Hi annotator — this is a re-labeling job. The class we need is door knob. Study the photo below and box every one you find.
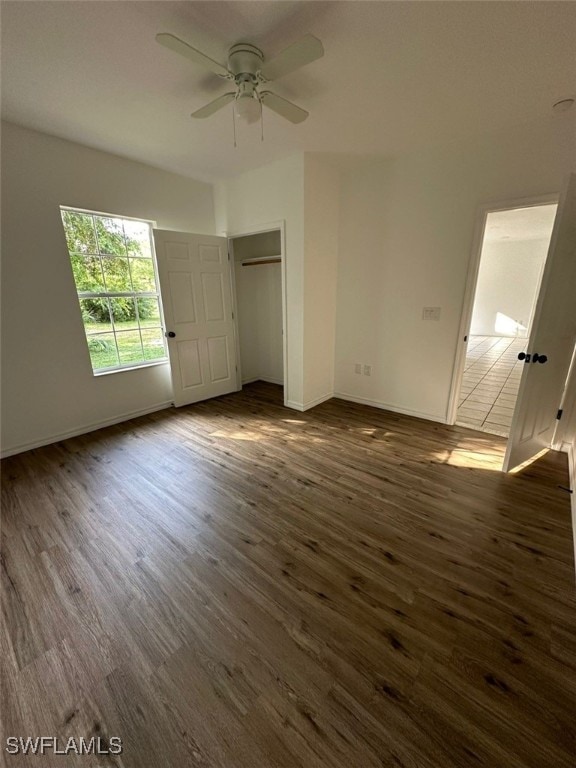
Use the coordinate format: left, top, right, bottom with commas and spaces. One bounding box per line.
165, 331, 176, 338
532, 353, 547, 364
518, 352, 531, 363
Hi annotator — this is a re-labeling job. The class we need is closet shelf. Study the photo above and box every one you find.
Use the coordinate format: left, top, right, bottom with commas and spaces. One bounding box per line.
241, 256, 281, 267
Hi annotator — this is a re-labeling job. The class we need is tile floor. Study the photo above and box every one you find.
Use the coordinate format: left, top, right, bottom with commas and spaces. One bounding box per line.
456, 335, 526, 437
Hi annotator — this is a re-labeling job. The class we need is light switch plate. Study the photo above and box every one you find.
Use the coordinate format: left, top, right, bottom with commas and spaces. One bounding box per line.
355, 363, 362, 374
363, 364, 372, 376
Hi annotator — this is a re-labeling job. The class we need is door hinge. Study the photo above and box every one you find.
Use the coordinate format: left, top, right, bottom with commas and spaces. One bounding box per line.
232, 311, 234, 319
228, 251, 231, 261
464, 335, 468, 342
556, 408, 563, 420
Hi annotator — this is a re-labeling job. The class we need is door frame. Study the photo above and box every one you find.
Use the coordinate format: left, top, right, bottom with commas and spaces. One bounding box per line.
551, 341, 576, 451
227, 220, 288, 405
446, 193, 559, 426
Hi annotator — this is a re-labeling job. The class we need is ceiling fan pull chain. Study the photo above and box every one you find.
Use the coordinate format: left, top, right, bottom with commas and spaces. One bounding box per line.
260, 98, 264, 143
232, 104, 238, 148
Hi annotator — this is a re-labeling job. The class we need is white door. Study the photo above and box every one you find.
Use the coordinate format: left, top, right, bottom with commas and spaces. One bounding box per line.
504, 173, 576, 471
153, 230, 237, 407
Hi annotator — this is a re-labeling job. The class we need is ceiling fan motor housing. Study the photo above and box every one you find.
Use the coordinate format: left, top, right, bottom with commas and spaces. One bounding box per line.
228, 43, 264, 80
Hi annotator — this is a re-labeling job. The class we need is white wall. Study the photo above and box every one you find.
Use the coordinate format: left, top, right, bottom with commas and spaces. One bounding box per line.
215, 154, 305, 406
5, 109, 574, 454
470, 237, 549, 338
235, 263, 283, 385
303, 154, 340, 407
334, 114, 575, 422
233, 231, 281, 261
217, 153, 340, 410
1, 121, 216, 456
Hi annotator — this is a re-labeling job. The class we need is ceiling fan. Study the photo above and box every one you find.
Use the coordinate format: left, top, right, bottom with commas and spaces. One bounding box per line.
156, 32, 324, 125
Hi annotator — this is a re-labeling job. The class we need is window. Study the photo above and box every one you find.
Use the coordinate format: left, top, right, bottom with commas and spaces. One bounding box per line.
60, 207, 168, 374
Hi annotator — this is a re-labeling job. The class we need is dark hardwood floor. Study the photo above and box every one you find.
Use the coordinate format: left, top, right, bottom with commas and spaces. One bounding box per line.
1, 382, 575, 767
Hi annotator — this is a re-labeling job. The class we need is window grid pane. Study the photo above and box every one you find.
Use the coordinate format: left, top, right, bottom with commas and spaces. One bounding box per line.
85, 331, 119, 370
61, 208, 167, 373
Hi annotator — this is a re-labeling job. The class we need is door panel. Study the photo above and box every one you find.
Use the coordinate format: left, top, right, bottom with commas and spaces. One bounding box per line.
153, 230, 237, 407
170, 273, 196, 323
504, 173, 576, 470
207, 336, 230, 382
201, 273, 225, 321
200, 244, 222, 262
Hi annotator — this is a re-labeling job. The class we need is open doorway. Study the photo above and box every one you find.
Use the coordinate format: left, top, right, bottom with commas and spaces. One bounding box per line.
229, 226, 286, 400
454, 202, 557, 437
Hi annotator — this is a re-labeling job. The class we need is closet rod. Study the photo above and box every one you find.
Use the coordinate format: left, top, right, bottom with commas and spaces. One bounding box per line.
241, 257, 281, 267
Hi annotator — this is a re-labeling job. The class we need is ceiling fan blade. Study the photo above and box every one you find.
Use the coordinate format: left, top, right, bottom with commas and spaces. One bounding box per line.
156, 33, 232, 79
260, 34, 324, 81
260, 91, 308, 124
191, 92, 236, 119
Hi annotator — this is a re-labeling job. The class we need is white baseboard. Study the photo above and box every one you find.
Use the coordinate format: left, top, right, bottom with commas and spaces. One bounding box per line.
259, 376, 284, 386
303, 392, 334, 410
286, 392, 333, 412
333, 391, 443, 423
242, 376, 284, 386
0, 401, 173, 458
285, 400, 305, 411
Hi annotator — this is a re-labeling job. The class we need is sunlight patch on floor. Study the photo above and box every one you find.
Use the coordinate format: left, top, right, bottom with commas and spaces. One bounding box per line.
432, 447, 504, 471
209, 430, 263, 441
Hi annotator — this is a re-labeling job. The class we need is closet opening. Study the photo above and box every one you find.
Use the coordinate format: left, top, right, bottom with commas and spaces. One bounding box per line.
229, 225, 286, 402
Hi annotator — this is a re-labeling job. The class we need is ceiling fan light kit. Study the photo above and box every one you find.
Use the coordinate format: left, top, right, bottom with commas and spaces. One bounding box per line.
234, 81, 261, 125
156, 32, 324, 145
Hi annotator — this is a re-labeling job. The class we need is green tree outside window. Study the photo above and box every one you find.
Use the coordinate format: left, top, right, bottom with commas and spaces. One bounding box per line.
61, 209, 167, 372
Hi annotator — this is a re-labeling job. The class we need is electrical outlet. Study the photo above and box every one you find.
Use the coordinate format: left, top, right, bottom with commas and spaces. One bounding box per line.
355, 363, 362, 374
363, 364, 372, 376
422, 306, 441, 321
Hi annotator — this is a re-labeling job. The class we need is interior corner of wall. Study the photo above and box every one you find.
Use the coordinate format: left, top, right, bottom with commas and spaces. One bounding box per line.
212, 181, 228, 235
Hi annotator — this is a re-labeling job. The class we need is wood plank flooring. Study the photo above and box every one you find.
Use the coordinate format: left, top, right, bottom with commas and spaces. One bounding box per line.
1, 382, 575, 767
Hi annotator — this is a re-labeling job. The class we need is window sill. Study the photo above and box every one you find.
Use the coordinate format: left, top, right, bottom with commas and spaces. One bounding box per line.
93, 359, 170, 377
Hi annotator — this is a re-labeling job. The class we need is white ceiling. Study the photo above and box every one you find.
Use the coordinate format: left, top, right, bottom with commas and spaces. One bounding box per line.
485, 204, 558, 243
2, 1, 575, 181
